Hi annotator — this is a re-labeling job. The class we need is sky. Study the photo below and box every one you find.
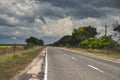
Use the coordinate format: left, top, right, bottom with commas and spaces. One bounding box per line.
0, 0, 120, 44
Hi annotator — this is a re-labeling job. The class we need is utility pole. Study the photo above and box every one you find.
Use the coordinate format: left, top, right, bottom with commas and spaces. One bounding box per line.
12, 37, 16, 52
105, 24, 108, 37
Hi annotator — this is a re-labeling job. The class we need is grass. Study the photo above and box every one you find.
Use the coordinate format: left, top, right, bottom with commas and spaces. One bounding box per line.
63, 47, 120, 61
16, 46, 24, 49
0, 46, 24, 49
0, 46, 13, 49
0, 46, 44, 80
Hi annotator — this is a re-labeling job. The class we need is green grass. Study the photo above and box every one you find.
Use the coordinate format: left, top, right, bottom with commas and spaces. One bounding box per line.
63, 47, 120, 61
0, 46, 24, 49
0, 46, 13, 49
0, 47, 44, 80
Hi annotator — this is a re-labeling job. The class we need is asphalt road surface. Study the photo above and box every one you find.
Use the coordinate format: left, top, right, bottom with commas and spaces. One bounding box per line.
45, 47, 120, 80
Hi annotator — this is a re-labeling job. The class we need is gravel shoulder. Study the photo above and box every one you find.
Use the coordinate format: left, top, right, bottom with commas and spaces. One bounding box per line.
13, 48, 46, 80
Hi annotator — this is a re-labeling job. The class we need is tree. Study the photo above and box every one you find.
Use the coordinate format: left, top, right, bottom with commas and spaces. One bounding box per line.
114, 23, 120, 32
72, 25, 97, 46
53, 35, 73, 46
25, 36, 44, 47
113, 22, 120, 41
52, 26, 97, 47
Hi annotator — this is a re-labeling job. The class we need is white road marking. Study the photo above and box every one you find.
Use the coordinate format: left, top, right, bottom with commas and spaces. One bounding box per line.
44, 48, 48, 80
71, 57, 77, 60
88, 65, 104, 73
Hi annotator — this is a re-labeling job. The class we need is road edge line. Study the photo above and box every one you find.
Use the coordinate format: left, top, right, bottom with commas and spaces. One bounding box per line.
44, 48, 48, 80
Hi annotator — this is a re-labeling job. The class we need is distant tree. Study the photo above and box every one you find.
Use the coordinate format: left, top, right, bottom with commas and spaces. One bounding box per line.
72, 25, 97, 46
25, 36, 44, 47
113, 22, 120, 41
53, 35, 73, 46
113, 22, 120, 32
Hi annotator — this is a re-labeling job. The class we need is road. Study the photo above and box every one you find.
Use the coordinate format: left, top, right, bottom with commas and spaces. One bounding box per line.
45, 47, 120, 80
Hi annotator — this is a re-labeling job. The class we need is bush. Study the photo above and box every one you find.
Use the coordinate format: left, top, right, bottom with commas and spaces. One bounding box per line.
80, 37, 100, 49
80, 36, 120, 49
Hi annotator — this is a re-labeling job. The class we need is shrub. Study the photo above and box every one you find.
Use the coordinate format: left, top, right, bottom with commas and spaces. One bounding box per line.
80, 36, 120, 49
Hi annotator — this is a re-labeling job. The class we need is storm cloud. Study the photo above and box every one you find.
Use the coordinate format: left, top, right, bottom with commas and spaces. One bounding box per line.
0, 0, 120, 44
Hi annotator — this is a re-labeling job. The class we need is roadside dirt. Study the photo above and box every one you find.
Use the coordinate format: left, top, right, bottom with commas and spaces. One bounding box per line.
12, 48, 46, 80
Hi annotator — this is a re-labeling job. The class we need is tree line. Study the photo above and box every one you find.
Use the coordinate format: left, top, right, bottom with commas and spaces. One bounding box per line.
25, 36, 44, 48
52, 24, 120, 51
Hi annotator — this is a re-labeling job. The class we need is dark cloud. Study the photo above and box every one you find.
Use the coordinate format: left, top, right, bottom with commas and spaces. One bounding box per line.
39, 17, 46, 24
0, 18, 16, 27
0, 0, 120, 44
67, 6, 104, 18
0, 33, 26, 44
92, 0, 120, 8
0, 34, 11, 38
38, 0, 90, 8
38, 0, 105, 18
1, 0, 119, 28
39, 0, 120, 9
39, 0, 77, 8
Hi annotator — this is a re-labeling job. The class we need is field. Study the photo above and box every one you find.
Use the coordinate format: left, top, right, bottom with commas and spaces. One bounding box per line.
0, 45, 24, 55
0, 46, 44, 80
0, 46, 24, 49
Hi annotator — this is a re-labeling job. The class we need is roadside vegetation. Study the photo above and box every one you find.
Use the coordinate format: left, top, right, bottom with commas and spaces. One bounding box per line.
0, 46, 44, 80
0, 46, 24, 55
0, 36, 45, 80
0, 36, 44, 56
52, 23, 120, 60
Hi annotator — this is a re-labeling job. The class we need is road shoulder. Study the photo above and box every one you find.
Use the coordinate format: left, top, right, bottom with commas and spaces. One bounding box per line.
12, 48, 46, 80
60, 47, 120, 63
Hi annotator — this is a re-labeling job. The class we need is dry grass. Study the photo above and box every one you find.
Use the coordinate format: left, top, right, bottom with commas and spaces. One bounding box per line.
0, 46, 44, 80
63, 47, 120, 62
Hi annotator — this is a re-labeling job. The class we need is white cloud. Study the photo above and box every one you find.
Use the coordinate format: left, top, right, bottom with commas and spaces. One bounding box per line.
73, 17, 101, 27
111, 16, 120, 23
40, 17, 73, 37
